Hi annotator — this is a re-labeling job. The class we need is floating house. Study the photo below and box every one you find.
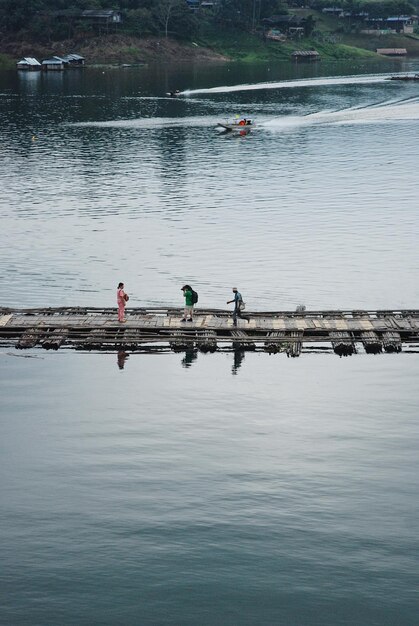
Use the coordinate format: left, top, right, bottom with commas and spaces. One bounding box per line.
376, 48, 407, 56
61, 53, 85, 67
16, 57, 42, 71
292, 50, 320, 62
41, 56, 69, 71
17, 53, 86, 72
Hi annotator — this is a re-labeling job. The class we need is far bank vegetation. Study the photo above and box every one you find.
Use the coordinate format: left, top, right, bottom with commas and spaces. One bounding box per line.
1, 0, 419, 63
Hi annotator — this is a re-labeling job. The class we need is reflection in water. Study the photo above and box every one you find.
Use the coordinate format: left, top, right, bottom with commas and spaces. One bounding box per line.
232, 349, 245, 375
181, 348, 198, 369
17, 70, 42, 96
0, 351, 418, 625
117, 350, 129, 370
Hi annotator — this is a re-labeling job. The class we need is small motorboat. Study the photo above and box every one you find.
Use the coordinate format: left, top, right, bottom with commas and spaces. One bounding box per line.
387, 74, 419, 81
167, 89, 181, 97
217, 118, 254, 133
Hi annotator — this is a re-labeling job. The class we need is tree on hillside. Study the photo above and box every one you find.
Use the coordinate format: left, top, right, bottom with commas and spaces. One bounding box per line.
0, 0, 40, 32
304, 14, 315, 36
153, 0, 186, 38
217, 0, 290, 30
125, 7, 155, 36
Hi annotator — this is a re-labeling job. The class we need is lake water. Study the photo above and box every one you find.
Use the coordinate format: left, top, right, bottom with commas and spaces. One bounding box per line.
1, 59, 419, 625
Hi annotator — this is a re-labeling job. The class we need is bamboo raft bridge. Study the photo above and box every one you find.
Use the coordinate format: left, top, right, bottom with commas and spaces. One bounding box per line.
1, 307, 419, 357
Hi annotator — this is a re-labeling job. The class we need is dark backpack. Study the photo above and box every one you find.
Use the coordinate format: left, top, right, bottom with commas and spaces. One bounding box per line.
192, 290, 198, 304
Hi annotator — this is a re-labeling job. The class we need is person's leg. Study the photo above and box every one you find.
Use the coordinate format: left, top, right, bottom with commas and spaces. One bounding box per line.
233, 307, 238, 325
182, 306, 188, 321
118, 303, 125, 322
238, 306, 250, 323
188, 305, 194, 321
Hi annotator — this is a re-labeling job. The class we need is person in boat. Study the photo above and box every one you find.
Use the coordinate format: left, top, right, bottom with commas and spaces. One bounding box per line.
237, 118, 252, 126
169, 90, 180, 98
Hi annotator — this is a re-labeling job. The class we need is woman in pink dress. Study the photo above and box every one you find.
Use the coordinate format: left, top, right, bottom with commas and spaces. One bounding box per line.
117, 282, 128, 322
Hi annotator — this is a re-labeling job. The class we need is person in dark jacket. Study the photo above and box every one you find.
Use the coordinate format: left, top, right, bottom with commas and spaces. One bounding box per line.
227, 287, 250, 326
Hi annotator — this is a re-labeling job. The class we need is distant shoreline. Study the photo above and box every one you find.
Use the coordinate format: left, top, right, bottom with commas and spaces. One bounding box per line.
1, 31, 419, 71
0, 35, 229, 70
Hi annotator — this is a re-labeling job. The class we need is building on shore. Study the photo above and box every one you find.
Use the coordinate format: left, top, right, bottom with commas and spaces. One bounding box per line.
46, 8, 122, 33
265, 29, 287, 42
262, 14, 306, 37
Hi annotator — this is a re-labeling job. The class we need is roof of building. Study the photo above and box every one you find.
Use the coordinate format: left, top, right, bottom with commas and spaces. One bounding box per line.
42, 56, 68, 64
81, 10, 120, 18
62, 53, 85, 62
17, 57, 41, 66
292, 50, 320, 56
376, 48, 407, 55
48, 9, 120, 18
369, 16, 412, 22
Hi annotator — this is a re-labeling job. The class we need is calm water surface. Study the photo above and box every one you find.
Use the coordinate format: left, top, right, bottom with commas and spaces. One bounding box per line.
1, 59, 419, 625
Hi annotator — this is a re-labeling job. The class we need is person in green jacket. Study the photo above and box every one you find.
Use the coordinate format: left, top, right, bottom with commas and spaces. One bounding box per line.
181, 284, 194, 322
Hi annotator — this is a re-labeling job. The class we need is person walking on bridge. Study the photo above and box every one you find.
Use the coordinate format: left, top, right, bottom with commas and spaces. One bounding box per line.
117, 282, 129, 323
227, 287, 250, 326
181, 285, 194, 322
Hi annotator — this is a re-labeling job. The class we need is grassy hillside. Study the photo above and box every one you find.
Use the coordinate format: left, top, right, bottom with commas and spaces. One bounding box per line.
195, 7, 419, 61
0, 53, 15, 69
293, 8, 419, 55
0, 34, 228, 66
2, 8, 419, 68
198, 29, 378, 62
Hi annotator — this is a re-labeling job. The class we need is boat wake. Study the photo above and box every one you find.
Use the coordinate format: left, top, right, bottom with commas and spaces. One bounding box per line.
71, 115, 223, 129
181, 73, 390, 96
70, 96, 419, 131
260, 96, 419, 130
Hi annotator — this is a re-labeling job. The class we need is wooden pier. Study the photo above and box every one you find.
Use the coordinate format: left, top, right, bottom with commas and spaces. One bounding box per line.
1, 307, 419, 357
